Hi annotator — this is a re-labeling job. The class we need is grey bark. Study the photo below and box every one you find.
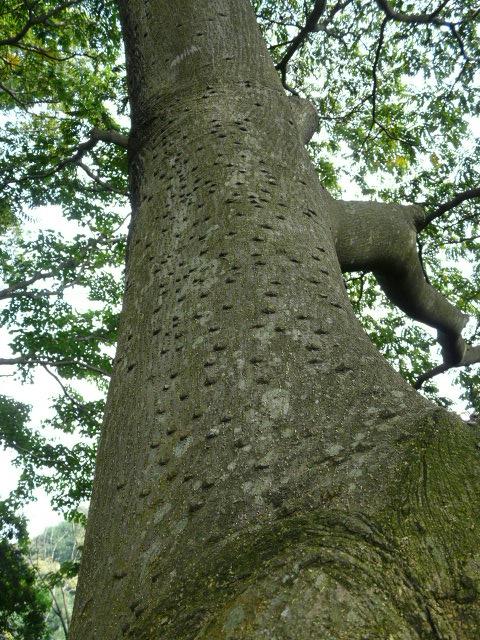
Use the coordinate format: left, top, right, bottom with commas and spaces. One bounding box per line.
69, 1, 480, 638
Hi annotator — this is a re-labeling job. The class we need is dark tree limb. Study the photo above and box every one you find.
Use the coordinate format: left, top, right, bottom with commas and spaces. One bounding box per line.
275, 0, 327, 85
374, 0, 468, 60
417, 187, 480, 231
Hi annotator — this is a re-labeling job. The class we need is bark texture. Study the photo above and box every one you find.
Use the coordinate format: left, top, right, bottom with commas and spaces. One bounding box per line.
69, 1, 480, 638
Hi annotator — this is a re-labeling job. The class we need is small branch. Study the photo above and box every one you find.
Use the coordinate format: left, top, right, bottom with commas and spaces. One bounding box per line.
418, 187, 480, 230
0, 356, 110, 377
414, 344, 480, 389
42, 365, 90, 413
0, 268, 66, 300
0, 228, 124, 301
77, 161, 129, 196
0, 127, 129, 191
320, 93, 372, 122
363, 16, 388, 144
0, 80, 27, 108
49, 588, 69, 640
414, 363, 449, 389
416, 237, 431, 285
62, 585, 71, 628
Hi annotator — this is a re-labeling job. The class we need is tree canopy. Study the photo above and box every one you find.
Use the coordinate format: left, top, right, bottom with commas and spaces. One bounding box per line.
0, 0, 479, 616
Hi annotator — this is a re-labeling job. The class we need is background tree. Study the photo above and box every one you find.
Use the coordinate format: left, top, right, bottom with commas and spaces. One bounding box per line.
29, 519, 85, 639
0, 496, 51, 639
0, 0, 479, 637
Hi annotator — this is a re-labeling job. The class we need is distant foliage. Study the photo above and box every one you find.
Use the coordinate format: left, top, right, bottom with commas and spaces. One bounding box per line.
0, 501, 51, 639
30, 519, 85, 639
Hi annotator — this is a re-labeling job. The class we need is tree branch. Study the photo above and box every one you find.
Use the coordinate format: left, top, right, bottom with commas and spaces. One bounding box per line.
0, 126, 129, 192
0, 79, 27, 108
0, 229, 123, 301
362, 16, 388, 144
417, 187, 480, 231
0, 357, 111, 377
374, 0, 468, 60
77, 161, 129, 196
90, 127, 129, 149
414, 344, 480, 389
42, 365, 93, 415
0, 0, 83, 47
275, 0, 327, 85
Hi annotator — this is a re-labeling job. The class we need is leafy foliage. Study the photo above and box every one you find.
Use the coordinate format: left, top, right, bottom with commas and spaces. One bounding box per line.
0, 499, 51, 639
0, 0, 125, 519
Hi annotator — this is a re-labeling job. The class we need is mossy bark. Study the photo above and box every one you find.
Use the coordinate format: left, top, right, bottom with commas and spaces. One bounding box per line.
69, 1, 480, 638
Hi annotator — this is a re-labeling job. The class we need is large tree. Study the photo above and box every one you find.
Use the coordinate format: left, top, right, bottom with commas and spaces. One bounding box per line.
62, 1, 480, 638
1, 0, 480, 637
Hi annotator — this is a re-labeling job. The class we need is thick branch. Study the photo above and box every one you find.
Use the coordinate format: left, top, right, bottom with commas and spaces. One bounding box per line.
90, 127, 129, 149
275, 0, 327, 83
335, 199, 468, 365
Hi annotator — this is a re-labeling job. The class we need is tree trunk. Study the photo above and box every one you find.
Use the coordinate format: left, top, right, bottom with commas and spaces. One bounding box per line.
69, 1, 480, 638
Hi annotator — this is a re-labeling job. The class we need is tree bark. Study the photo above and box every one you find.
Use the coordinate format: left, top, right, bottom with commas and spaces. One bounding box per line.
69, 1, 480, 638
